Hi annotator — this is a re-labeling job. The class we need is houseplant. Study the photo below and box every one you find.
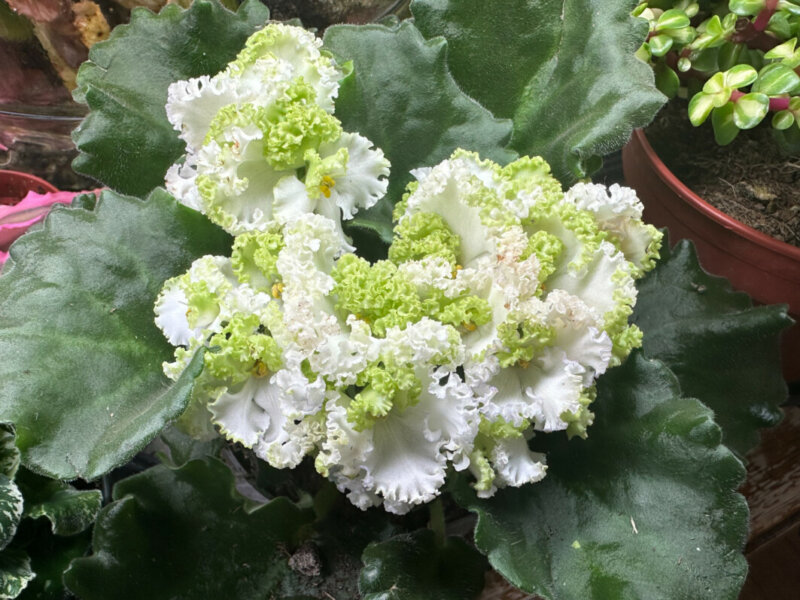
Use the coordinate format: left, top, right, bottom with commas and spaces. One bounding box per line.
624, 0, 800, 381
0, 1, 792, 599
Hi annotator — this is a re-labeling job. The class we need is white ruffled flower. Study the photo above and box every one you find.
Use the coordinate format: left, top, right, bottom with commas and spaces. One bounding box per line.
164, 23, 389, 243
155, 143, 661, 513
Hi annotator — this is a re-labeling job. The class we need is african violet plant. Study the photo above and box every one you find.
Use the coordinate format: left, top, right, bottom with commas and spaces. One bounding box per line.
636, 0, 800, 147
0, 1, 792, 599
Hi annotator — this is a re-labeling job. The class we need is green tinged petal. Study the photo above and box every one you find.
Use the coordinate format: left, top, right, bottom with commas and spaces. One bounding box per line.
601, 266, 643, 364
496, 318, 555, 368
204, 103, 269, 146
331, 255, 423, 336
563, 386, 596, 440
348, 362, 422, 430
425, 292, 492, 331
392, 180, 419, 222
469, 447, 496, 493
479, 416, 531, 439
305, 146, 349, 200
499, 155, 562, 202
205, 313, 282, 383
264, 85, 342, 170
522, 230, 565, 283
389, 212, 461, 265
231, 229, 285, 289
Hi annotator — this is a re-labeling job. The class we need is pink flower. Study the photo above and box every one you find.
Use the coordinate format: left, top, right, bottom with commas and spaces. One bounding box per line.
0, 189, 99, 266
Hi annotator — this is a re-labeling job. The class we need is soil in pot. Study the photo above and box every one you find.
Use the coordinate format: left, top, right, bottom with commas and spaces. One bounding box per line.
647, 99, 800, 248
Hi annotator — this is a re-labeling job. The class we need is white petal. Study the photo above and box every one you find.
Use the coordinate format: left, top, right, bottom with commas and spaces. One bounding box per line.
520, 349, 586, 432
318, 132, 390, 220
365, 408, 448, 514
154, 282, 192, 347
209, 376, 278, 447
165, 156, 202, 212
273, 367, 327, 417
414, 368, 481, 471
548, 241, 635, 319
272, 175, 317, 223
490, 435, 547, 489
166, 74, 240, 150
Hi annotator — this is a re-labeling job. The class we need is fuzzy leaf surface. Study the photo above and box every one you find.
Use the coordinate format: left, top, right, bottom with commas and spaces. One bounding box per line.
63, 459, 312, 600
72, 0, 270, 196
17, 530, 90, 600
17, 469, 102, 536
359, 530, 487, 600
0, 549, 32, 599
0, 429, 19, 481
452, 354, 748, 600
632, 239, 791, 457
411, 0, 666, 183
0, 477, 22, 552
0, 190, 231, 480
324, 21, 516, 242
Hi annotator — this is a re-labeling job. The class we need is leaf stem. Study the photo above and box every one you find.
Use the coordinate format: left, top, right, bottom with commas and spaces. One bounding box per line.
428, 498, 446, 547
731, 17, 781, 52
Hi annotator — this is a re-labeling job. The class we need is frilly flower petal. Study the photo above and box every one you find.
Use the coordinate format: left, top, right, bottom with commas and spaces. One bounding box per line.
208, 376, 277, 447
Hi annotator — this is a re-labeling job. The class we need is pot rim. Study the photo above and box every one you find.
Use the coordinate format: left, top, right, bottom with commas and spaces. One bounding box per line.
0, 169, 58, 197
632, 128, 800, 260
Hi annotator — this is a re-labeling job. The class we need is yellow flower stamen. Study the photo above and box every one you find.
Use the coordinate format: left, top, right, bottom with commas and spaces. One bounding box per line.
463, 322, 477, 332
253, 360, 269, 377
271, 282, 284, 298
319, 175, 336, 198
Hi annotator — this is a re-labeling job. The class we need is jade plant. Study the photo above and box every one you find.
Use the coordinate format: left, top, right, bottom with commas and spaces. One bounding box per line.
636, 0, 800, 147
0, 2, 791, 599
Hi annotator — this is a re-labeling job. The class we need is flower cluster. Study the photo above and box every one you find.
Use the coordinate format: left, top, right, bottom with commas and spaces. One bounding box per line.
155, 24, 662, 514
164, 22, 389, 246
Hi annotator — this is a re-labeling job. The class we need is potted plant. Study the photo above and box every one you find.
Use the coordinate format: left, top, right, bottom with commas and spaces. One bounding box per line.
622, 0, 800, 382
0, 2, 791, 599
0, 169, 57, 264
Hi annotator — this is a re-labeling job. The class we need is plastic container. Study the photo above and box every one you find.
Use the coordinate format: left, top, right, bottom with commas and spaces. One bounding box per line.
622, 129, 800, 382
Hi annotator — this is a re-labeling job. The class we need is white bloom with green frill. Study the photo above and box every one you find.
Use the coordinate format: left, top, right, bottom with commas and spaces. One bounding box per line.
164, 23, 389, 244
156, 120, 660, 512
389, 150, 662, 497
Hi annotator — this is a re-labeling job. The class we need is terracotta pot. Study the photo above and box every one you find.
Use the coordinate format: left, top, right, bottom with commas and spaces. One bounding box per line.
0, 169, 57, 204
0, 169, 58, 255
622, 129, 800, 383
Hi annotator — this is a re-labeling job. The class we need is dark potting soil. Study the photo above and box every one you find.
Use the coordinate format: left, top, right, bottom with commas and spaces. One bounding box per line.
647, 99, 800, 247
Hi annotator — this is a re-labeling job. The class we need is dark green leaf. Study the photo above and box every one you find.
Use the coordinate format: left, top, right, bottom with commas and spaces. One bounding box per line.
411, 0, 666, 183
359, 529, 487, 600
654, 62, 680, 98
72, 0, 270, 196
63, 458, 313, 600
0, 549, 33, 599
632, 238, 791, 458
18, 530, 90, 600
773, 120, 800, 154
0, 429, 19, 481
324, 21, 516, 242
0, 477, 22, 551
156, 426, 225, 468
453, 353, 748, 600
16, 469, 101, 536
0, 190, 232, 480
